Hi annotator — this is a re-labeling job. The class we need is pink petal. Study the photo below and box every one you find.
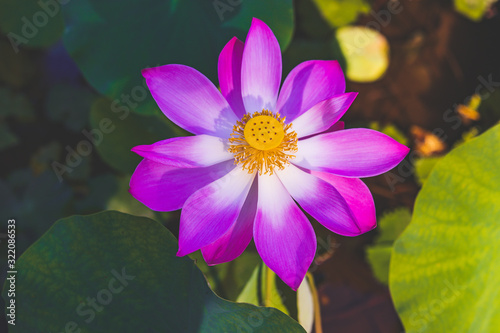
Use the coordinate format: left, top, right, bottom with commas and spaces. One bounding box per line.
277, 164, 362, 236
326, 121, 345, 132
312, 171, 377, 234
241, 18, 282, 113
177, 167, 255, 256
218, 37, 246, 118
294, 129, 410, 177
142, 64, 238, 138
201, 178, 258, 265
276, 60, 346, 121
129, 159, 234, 212
291, 93, 357, 138
131, 135, 232, 168
253, 174, 316, 291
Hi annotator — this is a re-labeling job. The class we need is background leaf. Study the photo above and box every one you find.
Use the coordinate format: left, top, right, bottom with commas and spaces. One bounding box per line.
389, 124, 500, 332
0, 88, 34, 120
454, 0, 497, 21
237, 262, 314, 332
0, 39, 37, 87
0, 0, 64, 49
237, 263, 290, 316
62, 0, 294, 115
46, 83, 97, 132
0, 123, 18, 150
189, 250, 261, 301
369, 122, 408, 146
310, 0, 370, 28
0, 169, 73, 255
2, 211, 306, 332
414, 156, 443, 186
366, 208, 412, 285
89, 97, 182, 174
335, 26, 390, 82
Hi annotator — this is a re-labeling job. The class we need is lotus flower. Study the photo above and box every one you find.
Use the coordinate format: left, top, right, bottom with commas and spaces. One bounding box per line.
130, 18, 409, 290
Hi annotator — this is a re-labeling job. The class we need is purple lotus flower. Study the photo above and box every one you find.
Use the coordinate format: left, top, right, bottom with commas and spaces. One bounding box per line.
130, 18, 409, 290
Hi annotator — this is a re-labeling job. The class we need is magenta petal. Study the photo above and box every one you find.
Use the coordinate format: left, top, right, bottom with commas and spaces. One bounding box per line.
177, 168, 255, 256
253, 174, 316, 291
131, 135, 232, 168
218, 37, 246, 118
325, 121, 345, 132
201, 178, 257, 265
294, 129, 410, 177
241, 18, 282, 113
277, 164, 362, 236
312, 171, 377, 234
129, 159, 234, 211
292, 93, 357, 138
142, 64, 238, 137
276, 60, 346, 121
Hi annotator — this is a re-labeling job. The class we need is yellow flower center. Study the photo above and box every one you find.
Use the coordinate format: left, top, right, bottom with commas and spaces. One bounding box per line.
244, 115, 284, 150
229, 110, 298, 175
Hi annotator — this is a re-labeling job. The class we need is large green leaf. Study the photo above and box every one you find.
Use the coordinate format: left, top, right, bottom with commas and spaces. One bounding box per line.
389, 124, 500, 332
62, 0, 294, 115
2, 211, 305, 332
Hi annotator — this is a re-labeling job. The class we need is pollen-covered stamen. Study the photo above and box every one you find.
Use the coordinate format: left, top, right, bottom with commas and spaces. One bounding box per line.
229, 110, 298, 175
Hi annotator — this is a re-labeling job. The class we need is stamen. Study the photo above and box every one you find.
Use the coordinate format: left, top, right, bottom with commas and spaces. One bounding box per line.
228, 110, 298, 175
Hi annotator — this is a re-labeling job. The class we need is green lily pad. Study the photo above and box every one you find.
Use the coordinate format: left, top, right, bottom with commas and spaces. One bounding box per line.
2, 211, 305, 332
62, 0, 294, 115
0, 0, 64, 50
89, 97, 183, 174
366, 208, 412, 285
389, 124, 500, 332
335, 26, 389, 82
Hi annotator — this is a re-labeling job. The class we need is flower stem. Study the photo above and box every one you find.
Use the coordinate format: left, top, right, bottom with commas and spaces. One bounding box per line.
307, 272, 323, 333
264, 264, 273, 307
